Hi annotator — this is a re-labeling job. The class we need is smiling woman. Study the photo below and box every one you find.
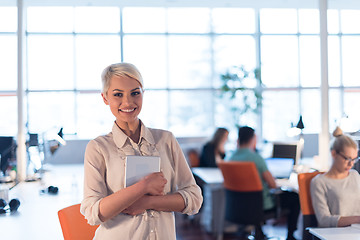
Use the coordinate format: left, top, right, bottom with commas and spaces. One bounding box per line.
80, 62, 203, 240
102, 76, 143, 142
100, 64, 144, 143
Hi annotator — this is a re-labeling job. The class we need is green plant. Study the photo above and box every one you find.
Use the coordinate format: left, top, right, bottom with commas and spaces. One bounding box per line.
220, 65, 263, 126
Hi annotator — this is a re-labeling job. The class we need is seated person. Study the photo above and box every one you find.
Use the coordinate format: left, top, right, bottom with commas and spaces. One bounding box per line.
310, 126, 360, 228
199, 128, 229, 167
229, 126, 299, 240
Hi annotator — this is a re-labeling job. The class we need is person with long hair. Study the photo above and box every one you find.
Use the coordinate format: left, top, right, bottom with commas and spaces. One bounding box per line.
311, 126, 360, 227
199, 127, 229, 167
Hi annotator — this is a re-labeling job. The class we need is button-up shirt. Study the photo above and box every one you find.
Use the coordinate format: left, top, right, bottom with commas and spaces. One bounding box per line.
81, 121, 203, 240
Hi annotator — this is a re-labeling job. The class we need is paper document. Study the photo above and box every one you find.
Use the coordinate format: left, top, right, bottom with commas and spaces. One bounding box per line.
125, 155, 160, 187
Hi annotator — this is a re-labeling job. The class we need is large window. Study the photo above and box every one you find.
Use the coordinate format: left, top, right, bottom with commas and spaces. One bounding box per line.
0, 6, 17, 136
23, 6, 257, 139
260, 8, 360, 141
1, 4, 360, 141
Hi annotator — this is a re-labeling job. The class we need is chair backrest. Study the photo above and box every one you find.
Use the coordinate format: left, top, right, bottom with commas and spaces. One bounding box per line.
58, 204, 99, 240
187, 149, 200, 168
218, 161, 264, 226
218, 161, 262, 192
298, 172, 323, 215
298, 171, 323, 240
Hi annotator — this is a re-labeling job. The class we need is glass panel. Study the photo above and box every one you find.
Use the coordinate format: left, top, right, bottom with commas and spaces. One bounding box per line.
214, 92, 235, 130
212, 8, 255, 33
299, 36, 320, 87
328, 36, 341, 87
123, 35, 167, 89
76, 35, 121, 90
260, 8, 297, 34
327, 9, 339, 34
168, 36, 211, 89
122, 7, 166, 33
342, 36, 360, 87
340, 10, 360, 34
28, 92, 76, 134
329, 89, 342, 133
75, 7, 120, 33
299, 9, 319, 34
76, 93, 114, 139
214, 90, 259, 152
27, 7, 73, 33
0, 35, 17, 91
301, 89, 320, 134
0, 96, 17, 136
215, 91, 258, 130
169, 90, 213, 137
344, 90, 360, 132
167, 8, 210, 33
213, 35, 256, 88
139, 90, 168, 130
0, 7, 17, 32
261, 36, 299, 87
27, 35, 74, 90
262, 90, 299, 141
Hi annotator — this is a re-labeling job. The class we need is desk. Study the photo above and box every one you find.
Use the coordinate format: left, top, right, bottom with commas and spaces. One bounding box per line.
192, 167, 225, 239
192, 167, 299, 240
309, 227, 360, 240
276, 172, 299, 192
0, 164, 84, 240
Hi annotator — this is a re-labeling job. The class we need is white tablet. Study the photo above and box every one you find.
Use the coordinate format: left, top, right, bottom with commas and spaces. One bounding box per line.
125, 155, 160, 187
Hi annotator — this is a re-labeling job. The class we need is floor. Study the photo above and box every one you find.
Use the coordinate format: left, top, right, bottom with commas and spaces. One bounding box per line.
175, 212, 293, 240
0, 164, 299, 240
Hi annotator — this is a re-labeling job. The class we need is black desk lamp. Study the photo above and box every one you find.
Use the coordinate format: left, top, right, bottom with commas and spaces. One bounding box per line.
296, 115, 305, 132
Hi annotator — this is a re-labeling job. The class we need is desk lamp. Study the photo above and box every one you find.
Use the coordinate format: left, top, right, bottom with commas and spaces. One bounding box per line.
287, 115, 304, 138
296, 115, 305, 132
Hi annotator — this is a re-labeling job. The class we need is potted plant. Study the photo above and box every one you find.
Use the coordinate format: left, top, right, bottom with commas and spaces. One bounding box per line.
220, 65, 263, 127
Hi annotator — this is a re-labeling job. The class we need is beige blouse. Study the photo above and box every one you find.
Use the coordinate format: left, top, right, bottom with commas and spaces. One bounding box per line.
80, 121, 203, 240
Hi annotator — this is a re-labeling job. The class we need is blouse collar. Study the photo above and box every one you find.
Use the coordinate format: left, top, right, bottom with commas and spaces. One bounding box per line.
112, 120, 155, 149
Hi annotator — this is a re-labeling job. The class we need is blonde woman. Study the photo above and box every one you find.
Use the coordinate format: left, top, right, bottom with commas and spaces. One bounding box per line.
311, 127, 360, 227
80, 63, 203, 239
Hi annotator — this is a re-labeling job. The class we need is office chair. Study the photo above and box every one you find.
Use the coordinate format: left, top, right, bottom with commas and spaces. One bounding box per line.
298, 172, 323, 240
187, 148, 200, 168
218, 161, 274, 240
58, 204, 99, 240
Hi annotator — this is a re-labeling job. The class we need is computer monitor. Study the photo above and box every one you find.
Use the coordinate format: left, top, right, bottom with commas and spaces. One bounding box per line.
0, 136, 16, 175
272, 142, 301, 165
265, 158, 294, 179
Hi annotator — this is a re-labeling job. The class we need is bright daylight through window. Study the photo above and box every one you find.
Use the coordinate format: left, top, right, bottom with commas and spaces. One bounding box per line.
0, 4, 360, 141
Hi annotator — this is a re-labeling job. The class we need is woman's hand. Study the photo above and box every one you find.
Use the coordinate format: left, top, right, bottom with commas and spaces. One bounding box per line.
142, 172, 167, 196
122, 195, 151, 216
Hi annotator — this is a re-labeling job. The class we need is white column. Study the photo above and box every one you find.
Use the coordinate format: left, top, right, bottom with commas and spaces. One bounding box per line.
16, 0, 27, 181
318, 0, 330, 171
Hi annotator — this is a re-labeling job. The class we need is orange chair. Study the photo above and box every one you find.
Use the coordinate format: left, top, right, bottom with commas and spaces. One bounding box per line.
58, 204, 99, 240
218, 161, 271, 239
187, 149, 200, 168
298, 172, 323, 240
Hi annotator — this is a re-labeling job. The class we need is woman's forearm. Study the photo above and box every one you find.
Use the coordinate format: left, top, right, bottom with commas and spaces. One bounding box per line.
149, 193, 185, 212
99, 172, 167, 221
123, 193, 186, 216
99, 181, 147, 222
337, 216, 360, 227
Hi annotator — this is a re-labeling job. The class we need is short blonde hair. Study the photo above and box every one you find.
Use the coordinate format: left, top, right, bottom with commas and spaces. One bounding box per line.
331, 126, 358, 153
101, 63, 143, 96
